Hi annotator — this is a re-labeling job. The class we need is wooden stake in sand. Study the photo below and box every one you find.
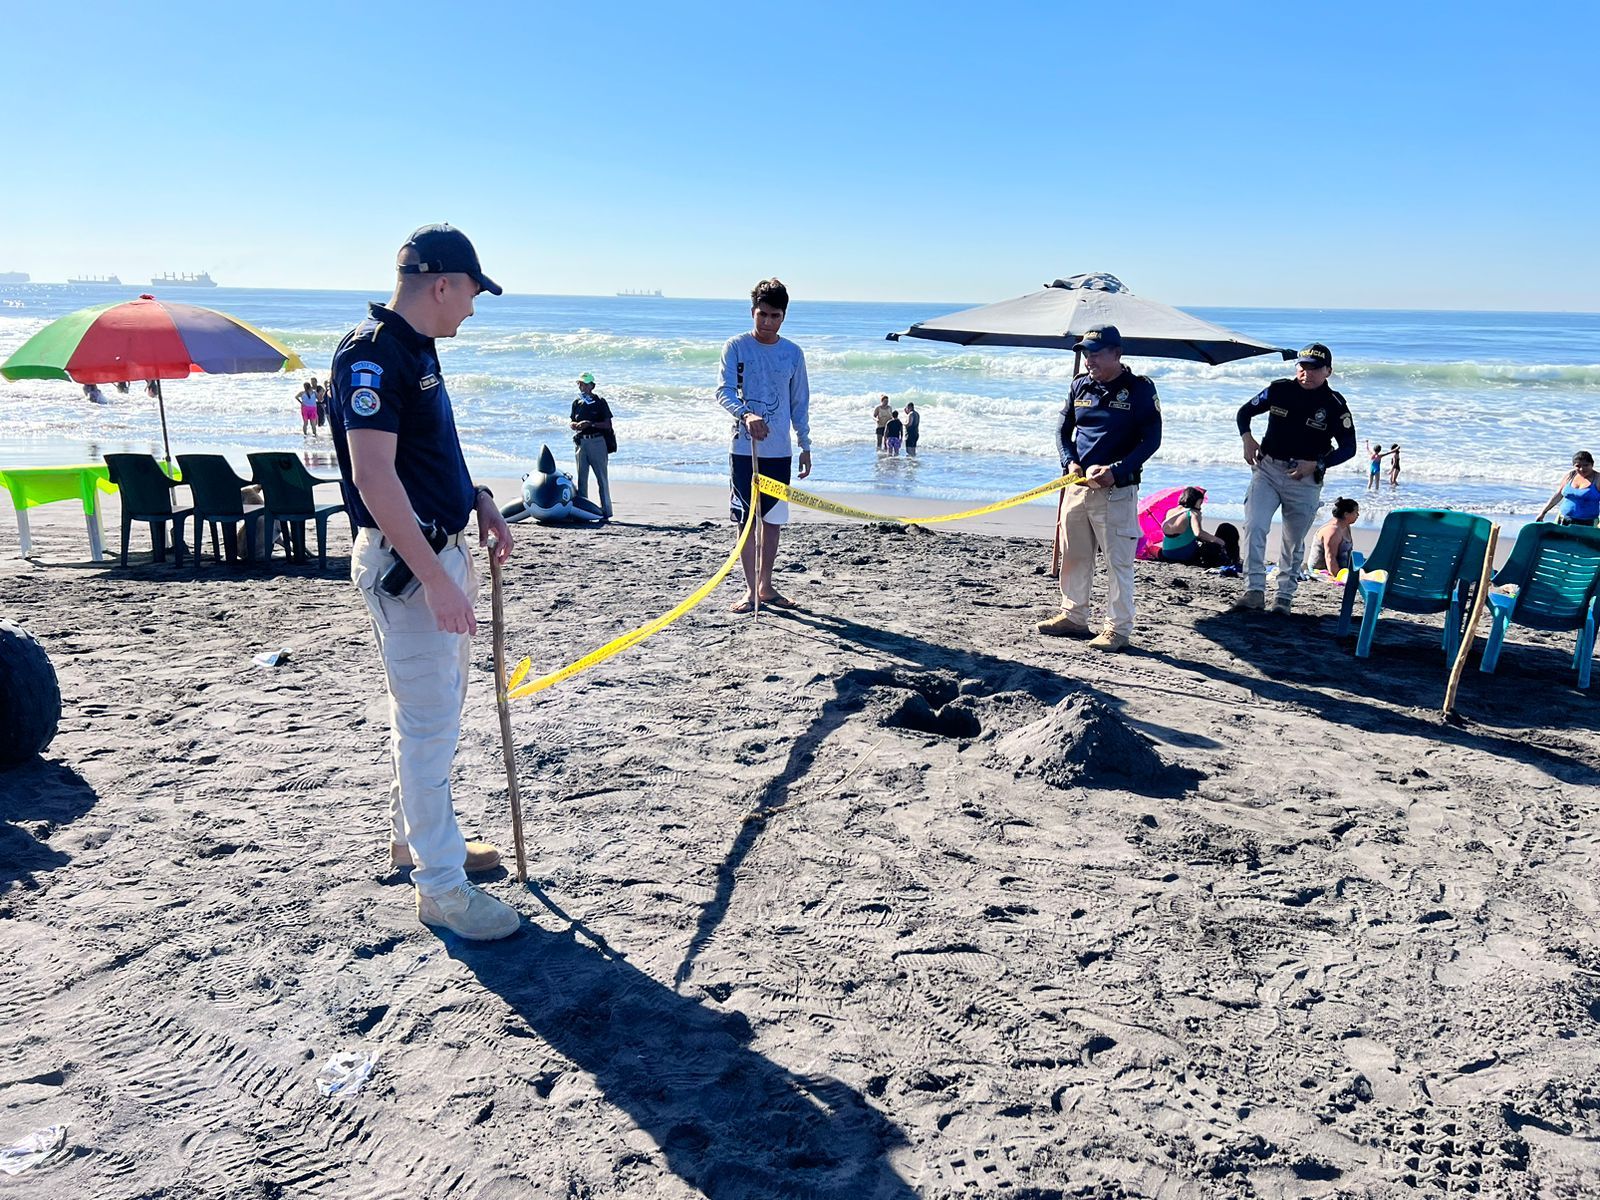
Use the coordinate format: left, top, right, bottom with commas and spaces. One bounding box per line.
751, 454, 763, 619
486, 534, 529, 883
1049, 349, 1085, 580
1442, 523, 1500, 719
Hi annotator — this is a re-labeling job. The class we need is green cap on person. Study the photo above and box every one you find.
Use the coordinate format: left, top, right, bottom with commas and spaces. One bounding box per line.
578, 372, 595, 384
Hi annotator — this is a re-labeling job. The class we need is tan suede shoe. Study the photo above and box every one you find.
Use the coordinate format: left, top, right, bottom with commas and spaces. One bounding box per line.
391, 841, 502, 873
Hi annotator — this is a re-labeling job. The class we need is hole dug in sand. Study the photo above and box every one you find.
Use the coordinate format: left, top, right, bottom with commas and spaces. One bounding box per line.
989, 690, 1176, 790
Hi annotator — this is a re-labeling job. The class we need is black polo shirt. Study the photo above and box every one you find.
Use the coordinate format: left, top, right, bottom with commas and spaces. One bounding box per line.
570, 392, 613, 442
1236, 378, 1357, 468
328, 303, 476, 534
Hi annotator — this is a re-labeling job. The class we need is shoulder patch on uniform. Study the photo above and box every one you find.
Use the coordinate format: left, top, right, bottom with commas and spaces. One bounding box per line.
419, 373, 439, 390
350, 387, 382, 417
350, 360, 384, 388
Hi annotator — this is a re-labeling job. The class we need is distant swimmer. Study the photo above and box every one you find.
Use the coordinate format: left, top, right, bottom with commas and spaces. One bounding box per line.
1366, 441, 1385, 492
82, 383, 107, 405
904, 401, 920, 455
716, 277, 812, 613
1234, 342, 1357, 615
884, 408, 903, 457
872, 394, 892, 452
1387, 443, 1402, 490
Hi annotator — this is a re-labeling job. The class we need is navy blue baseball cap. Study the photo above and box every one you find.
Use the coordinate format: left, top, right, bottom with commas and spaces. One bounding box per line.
1073, 324, 1122, 353
1296, 342, 1333, 369
398, 224, 502, 296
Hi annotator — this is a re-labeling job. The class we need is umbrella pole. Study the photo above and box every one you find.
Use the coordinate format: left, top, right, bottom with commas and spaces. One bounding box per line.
154, 380, 173, 468
1049, 350, 1085, 579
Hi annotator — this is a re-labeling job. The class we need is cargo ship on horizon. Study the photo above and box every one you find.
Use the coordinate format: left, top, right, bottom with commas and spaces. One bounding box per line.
0, 271, 29, 284
68, 274, 122, 286
151, 271, 217, 288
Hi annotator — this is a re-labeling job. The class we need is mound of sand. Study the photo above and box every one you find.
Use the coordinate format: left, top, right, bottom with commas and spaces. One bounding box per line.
990, 690, 1167, 789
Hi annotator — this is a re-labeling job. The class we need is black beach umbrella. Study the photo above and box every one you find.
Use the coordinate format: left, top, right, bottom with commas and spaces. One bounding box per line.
888, 272, 1291, 365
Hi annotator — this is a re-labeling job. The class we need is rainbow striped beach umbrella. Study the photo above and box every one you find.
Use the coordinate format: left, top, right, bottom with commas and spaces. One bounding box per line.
1, 294, 305, 464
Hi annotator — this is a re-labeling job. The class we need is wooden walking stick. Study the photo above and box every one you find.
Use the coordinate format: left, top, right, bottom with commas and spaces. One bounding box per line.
751, 454, 763, 618
1442, 523, 1500, 719
486, 534, 529, 883
1049, 485, 1065, 579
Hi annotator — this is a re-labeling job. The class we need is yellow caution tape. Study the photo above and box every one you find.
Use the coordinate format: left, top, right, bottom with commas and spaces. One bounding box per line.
756, 473, 1085, 524
507, 487, 759, 700
507, 470, 1085, 701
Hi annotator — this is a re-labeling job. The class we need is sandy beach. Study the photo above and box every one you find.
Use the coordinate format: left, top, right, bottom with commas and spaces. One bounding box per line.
2, 478, 1597, 1198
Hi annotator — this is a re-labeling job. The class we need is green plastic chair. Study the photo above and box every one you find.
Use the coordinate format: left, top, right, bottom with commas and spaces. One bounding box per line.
247, 452, 347, 569
103, 453, 191, 567
176, 454, 269, 567
1480, 522, 1600, 687
1335, 508, 1493, 659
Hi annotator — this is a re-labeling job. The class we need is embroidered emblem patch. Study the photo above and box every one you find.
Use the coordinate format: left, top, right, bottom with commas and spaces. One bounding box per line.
350, 360, 384, 388
419, 373, 439, 390
1308, 408, 1328, 431
350, 387, 381, 417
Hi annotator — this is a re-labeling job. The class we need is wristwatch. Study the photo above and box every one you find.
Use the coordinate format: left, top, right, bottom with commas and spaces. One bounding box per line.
473, 485, 494, 505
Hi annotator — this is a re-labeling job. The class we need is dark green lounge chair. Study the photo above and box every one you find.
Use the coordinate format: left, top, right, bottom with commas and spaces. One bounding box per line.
1335, 508, 1493, 659
176, 454, 269, 567
247, 452, 347, 569
1480, 521, 1600, 687
103, 453, 191, 566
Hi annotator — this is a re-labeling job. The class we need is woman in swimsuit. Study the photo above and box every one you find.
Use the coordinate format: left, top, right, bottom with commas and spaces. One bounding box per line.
1309, 496, 1360, 576
1158, 487, 1239, 569
1535, 450, 1600, 527
1387, 444, 1401, 490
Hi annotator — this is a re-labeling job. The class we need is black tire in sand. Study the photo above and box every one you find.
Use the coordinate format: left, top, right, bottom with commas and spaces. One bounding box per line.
0, 620, 61, 764
991, 690, 1166, 789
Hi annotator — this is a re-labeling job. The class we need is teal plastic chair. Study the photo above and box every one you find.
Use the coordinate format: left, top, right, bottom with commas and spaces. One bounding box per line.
247, 452, 347, 569
1335, 509, 1493, 659
176, 454, 269, 567
104, 453, 191, 566
1479, 522, 1600, 687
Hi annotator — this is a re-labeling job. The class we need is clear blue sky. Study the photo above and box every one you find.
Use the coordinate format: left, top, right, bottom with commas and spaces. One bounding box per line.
4, 1, 1595, 310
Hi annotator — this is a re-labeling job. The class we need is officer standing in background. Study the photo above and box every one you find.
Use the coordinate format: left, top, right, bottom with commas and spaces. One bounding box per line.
1038, 324, 1162, 652
1234, 342, 1357, 614
328, 223, 520, 942
570, 371, 615, 519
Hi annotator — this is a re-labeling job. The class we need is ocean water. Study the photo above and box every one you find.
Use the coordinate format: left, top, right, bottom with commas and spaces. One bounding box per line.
2, 283, 1597, 527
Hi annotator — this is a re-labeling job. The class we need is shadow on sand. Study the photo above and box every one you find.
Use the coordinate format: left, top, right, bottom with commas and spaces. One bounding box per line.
0, 759, 98, 894
448, 922, 917, 1199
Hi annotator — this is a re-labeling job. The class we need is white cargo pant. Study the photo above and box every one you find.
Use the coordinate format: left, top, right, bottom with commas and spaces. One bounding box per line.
352, 528, 477, 897
1058, 483, 1139, 637
1243, 458, 1323, 602
575, 437, 613, 518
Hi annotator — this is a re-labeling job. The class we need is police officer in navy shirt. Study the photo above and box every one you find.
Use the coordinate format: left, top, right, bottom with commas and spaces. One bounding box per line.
1038, 324, 1162, 651
327, 223, 520, 942
1234, 342, 1357, 614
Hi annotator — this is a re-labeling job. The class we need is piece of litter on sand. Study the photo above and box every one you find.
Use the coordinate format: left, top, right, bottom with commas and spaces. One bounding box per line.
0, 1124, 69, 1175
252, 646, 293, 668
314, 1051, 379, 1098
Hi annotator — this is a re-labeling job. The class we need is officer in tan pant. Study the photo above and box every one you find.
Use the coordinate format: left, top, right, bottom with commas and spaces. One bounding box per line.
1038, 325, 1163, 652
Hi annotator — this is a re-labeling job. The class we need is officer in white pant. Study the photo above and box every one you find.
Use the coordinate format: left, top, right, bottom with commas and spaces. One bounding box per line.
1234, 343, 1358, 614
1038, 325, 1163, 652
328, 224, 522, 942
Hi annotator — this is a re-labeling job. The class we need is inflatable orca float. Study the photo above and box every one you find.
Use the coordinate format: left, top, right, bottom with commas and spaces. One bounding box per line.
499, 445, 607, 525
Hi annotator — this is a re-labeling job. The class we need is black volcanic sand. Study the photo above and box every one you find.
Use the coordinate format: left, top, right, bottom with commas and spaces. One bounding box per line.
2, 511, 1598, 1198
